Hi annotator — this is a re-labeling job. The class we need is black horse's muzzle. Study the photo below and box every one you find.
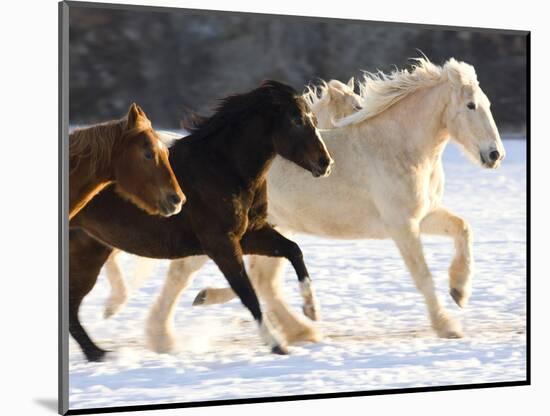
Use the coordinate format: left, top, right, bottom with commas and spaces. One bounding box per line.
311, 155, 334, 177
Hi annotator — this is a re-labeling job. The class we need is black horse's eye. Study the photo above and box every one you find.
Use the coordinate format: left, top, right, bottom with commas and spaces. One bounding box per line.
144, 150, 154, 160
467, 102, 476, 110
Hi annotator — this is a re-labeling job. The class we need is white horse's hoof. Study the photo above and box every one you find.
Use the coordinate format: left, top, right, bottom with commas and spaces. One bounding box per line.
192, 289, 208, 306
433, 316, 464, 339
103, 293, 128, 319
103, 302, 124, 319
432, 313, 464, 338
449, 262, 472, 308
439, 327, 463, 339
145, 325, 176, 353
285, 324, 323, 344
147, 334, 176, 354
302, 303, 320, 321
450, 288, 469, 309
265, 307, 322, 344
299, 278, 320, 321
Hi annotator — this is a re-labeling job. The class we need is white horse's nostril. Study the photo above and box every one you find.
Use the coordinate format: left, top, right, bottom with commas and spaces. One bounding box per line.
489, 150, 500, 162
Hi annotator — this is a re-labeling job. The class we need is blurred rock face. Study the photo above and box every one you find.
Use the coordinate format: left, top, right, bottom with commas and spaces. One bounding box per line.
69, 7, 527, 132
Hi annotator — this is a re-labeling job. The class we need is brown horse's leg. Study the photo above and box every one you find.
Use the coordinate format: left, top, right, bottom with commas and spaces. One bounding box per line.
240, 226, 320, 321
200, 234, 287, 354
69, 229, 113, 361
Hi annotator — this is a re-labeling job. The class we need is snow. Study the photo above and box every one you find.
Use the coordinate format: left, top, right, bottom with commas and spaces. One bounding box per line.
68, 138, 527, 410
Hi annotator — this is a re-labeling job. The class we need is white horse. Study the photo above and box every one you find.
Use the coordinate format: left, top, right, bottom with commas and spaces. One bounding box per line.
112, 58, 505, 354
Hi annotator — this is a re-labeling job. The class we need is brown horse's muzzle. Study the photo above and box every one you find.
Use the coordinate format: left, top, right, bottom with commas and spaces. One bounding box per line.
159, 191, 185, 217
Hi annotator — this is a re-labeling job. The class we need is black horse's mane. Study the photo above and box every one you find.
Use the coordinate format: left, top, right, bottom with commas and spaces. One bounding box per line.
180, 80, 300, 143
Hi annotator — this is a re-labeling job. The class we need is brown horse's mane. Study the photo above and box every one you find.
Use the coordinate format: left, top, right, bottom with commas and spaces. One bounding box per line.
69, 116, 152, 178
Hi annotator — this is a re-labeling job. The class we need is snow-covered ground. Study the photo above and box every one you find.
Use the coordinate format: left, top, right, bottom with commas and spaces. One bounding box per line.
68, 138, 527, 410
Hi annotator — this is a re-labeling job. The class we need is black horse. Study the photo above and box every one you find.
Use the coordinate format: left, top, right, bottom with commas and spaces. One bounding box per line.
69, 81, 334, 361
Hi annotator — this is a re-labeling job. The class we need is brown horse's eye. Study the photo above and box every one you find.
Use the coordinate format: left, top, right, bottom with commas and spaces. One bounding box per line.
467, 102, 476, 110
144, 150, 154, 160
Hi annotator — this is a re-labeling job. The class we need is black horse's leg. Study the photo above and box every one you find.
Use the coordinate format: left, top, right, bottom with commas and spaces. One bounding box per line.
199, 234, 287, 354
240, 225, 320, 321
69, 229, 113, 362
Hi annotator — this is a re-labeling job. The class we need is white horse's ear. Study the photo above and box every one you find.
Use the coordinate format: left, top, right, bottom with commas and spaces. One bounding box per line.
347, 77, 355, 90
327, 80, 345, 97
445, 64, 463, 87
444, 58, 478, 89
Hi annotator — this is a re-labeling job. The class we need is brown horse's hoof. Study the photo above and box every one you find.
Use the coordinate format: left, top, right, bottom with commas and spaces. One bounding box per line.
85, 348, 110, 362
192, 289, 207, 306
271, 345, 289, 355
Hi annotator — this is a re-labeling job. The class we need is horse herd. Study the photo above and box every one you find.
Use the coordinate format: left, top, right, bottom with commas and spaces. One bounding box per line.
68, 57, 506, 362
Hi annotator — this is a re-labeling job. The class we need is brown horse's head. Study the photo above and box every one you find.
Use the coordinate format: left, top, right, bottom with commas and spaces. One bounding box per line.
112, 103, 185, 217
269, 82, 334, 178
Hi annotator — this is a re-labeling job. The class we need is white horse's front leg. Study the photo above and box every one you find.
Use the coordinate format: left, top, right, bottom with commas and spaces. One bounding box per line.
146, 256, 208, 353
103, 250, 128, 319
248, 255, 321, 344
389, 222, 463, 338
420, 207, 473, 308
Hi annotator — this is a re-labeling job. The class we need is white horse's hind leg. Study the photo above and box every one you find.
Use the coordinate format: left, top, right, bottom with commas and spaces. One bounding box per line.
389, 223, 463, 338
103, 250, 128, 319
193, 286, 236, 306
146, 256, 208, 353
193, 270, 321, 322
420, 207, 473, 308
248, 255, 321, 344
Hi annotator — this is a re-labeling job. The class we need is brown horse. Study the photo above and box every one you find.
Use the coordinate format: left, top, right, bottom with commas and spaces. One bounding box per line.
69, 103, 185, 220
69, 81, 334, 361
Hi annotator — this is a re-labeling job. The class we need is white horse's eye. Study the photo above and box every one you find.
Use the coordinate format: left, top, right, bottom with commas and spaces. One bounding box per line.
467, 102, 476, 110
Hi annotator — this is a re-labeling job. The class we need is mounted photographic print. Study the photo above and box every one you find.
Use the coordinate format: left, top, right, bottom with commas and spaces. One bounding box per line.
59, 1, 530, 414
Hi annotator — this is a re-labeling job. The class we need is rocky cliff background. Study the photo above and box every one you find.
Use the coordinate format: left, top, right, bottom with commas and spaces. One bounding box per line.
68, 5, 528, 133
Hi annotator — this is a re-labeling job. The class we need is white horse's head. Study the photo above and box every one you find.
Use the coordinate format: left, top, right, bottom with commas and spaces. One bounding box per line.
443, 59, 505, 169
303, 78, 363, 128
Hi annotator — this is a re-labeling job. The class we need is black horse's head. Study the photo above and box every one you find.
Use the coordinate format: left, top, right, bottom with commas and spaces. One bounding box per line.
181, 80, 334, 178
260, 80, 334, 177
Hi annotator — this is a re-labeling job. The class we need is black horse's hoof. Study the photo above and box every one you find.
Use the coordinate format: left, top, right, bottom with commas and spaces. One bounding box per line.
85, 348, 110, 362
192, 289, 207, 306
271, 345, 289, 355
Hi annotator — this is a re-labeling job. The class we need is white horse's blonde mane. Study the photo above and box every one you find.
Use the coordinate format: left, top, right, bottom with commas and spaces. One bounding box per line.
302, 80, 331, 109
335, 57, 479, 127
